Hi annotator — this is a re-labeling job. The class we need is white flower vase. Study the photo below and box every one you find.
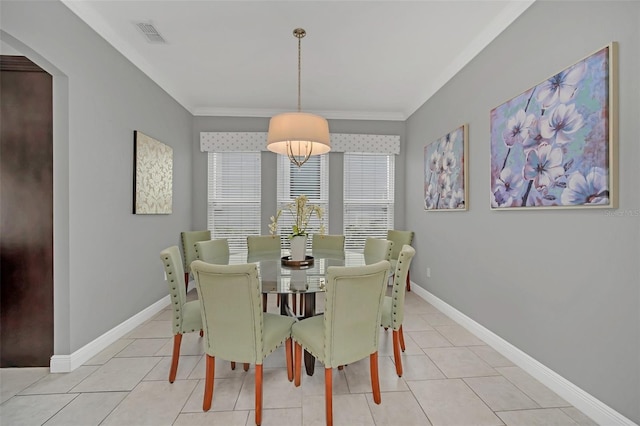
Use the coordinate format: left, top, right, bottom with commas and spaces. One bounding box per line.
290, 235, 307, 261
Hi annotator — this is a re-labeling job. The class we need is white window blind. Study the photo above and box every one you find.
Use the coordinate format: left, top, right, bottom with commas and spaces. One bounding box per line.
343, 153, 395, 250
207, 152, 261, 251
276, 155, 329, 248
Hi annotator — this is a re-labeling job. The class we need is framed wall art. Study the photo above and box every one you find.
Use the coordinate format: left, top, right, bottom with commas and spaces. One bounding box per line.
490, 42, 617, 210
424, 124, 468, 211
133, 131, 173, 214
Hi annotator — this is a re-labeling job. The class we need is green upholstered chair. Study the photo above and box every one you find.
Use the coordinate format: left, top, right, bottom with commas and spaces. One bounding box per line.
191, 260, 295, 426
380, 245, 416, 377
159, 246, 203, 383
195, 239, 230, 265
181, 230, 211, 291
247, 235, 282, 312
291, 260, 390, 426
363, 237, 393, 264
311, 234, 345, 252
386, 230, 414, 291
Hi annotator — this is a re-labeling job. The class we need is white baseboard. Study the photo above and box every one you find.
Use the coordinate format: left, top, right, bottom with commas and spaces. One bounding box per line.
50, 295, 170, 373
409, 283, 637, 426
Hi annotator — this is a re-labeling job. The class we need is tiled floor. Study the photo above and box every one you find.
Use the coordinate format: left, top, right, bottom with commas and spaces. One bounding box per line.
1, 289, 598, 426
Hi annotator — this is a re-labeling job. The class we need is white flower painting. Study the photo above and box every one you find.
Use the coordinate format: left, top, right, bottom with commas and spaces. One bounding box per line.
134, 131, 173, 214
490, 44, 615, 209
424, 124, 468, 211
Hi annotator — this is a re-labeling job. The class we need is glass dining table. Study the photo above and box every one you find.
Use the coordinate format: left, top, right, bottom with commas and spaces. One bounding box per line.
227, 249, 366, 375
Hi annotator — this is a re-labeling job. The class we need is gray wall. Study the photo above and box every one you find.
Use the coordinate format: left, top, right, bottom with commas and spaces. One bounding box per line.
1, 1, 193, 353
405, 1, 639, 422
192, 117, 406, 235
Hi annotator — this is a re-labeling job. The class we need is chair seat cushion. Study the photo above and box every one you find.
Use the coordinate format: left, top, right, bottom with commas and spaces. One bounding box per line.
181, 300, 203, 333
263, 313, 296, 358
291, 315, 326, 363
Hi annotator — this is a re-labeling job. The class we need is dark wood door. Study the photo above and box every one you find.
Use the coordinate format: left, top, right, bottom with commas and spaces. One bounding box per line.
1, 56, 54, 367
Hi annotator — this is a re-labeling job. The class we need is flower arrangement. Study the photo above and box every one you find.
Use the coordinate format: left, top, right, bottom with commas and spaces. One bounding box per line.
269, 194, 325, 238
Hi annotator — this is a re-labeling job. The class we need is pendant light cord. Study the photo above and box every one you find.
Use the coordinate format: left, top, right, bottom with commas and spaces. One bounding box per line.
294, 28, 306, 113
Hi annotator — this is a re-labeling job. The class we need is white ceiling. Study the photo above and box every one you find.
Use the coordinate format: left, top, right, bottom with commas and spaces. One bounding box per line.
61, 0, 534, 121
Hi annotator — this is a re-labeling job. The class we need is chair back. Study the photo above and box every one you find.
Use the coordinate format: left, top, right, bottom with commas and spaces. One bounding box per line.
160, 246, 188, 335
386, 230, 414, 261
247, 235, 281, 257
388, 245, 416, 328
191, 260, 264, 364
195, 239, 230, 265
311, 234, 345, 252
181, 230, 211, 272
323, 260, 390, 367
364, 237, 393, 264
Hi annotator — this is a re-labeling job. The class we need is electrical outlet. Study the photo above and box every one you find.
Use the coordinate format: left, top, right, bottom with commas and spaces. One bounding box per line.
426, 267, 431, 278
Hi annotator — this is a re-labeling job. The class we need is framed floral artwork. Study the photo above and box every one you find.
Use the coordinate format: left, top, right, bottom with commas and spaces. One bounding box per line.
133, 131, 173, 214
424, 124, 468, 211
490, 42, 617, 210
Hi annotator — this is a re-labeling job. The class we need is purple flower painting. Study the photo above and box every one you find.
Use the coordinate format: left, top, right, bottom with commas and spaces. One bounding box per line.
490, 44, 616, 209
424, 124, 468, 211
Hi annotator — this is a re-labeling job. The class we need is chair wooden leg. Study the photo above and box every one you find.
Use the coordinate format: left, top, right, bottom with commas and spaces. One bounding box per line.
169, 333, 182, 383
231, 361, 236, 370
262, 294, 267, 313
285, 338, 293, 382
255, 364, 263, 426
244, 363, 250, 371
294, 342, 302, 387
291, 295, 297, 314
399, 325, 406, 351
325, 367, 333, 426
406, 270, 411, 292
392, 330, 403, 377
184, 272, 190, 293
370, 352, 381, 404
203, 355, 215, 411
200, 329, 204, 337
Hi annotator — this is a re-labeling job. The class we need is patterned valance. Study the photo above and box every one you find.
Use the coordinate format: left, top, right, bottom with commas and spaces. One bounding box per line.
200, 132, 400, 154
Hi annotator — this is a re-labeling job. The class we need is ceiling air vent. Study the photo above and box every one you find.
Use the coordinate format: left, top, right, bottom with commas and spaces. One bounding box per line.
135, 22, 166, 44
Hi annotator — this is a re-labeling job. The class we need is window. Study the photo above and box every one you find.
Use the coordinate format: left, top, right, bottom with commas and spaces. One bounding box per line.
343, 153, 395, 250
276, 155, 329, 247
207, 152, 261, 251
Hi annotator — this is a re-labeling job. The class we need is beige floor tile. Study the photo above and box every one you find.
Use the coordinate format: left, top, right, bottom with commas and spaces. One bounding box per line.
173, 411, 250, 426
497, 366, 570, 408
560, 407, 599, 425
187, 355, 250, 380
401, 314, 435, 331
434, 324, 486, 346
378, 329, 424, 356
115, 337, 169, 357
0, 367, 49, 403
496, 407, 579, 425
421, 313, 458, 326
297, 364, 350, 397
143, 355, 201, 381
343, 356, 409, 393
399, 354, 446, 380
125, 320, 174, 339
84, 339, 134, 365
43, 391, 127, 426
236, 367, 302, 410
0, 393, 78, 426
366, 391, 433, 426
408, 379, 503, 426
155, 332, 205, 357
152, 308, 173, 321
70, 357, 161, 392
182, 377, 245, 412
425, 347, 498, 378
464, 376, 540, 411
101, 380, 197, 426
407, 330, 453, 348
259, 407, 303, 426
302, 393, 375, 426
20, 366, 98, 395
469, 345, 515, 367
